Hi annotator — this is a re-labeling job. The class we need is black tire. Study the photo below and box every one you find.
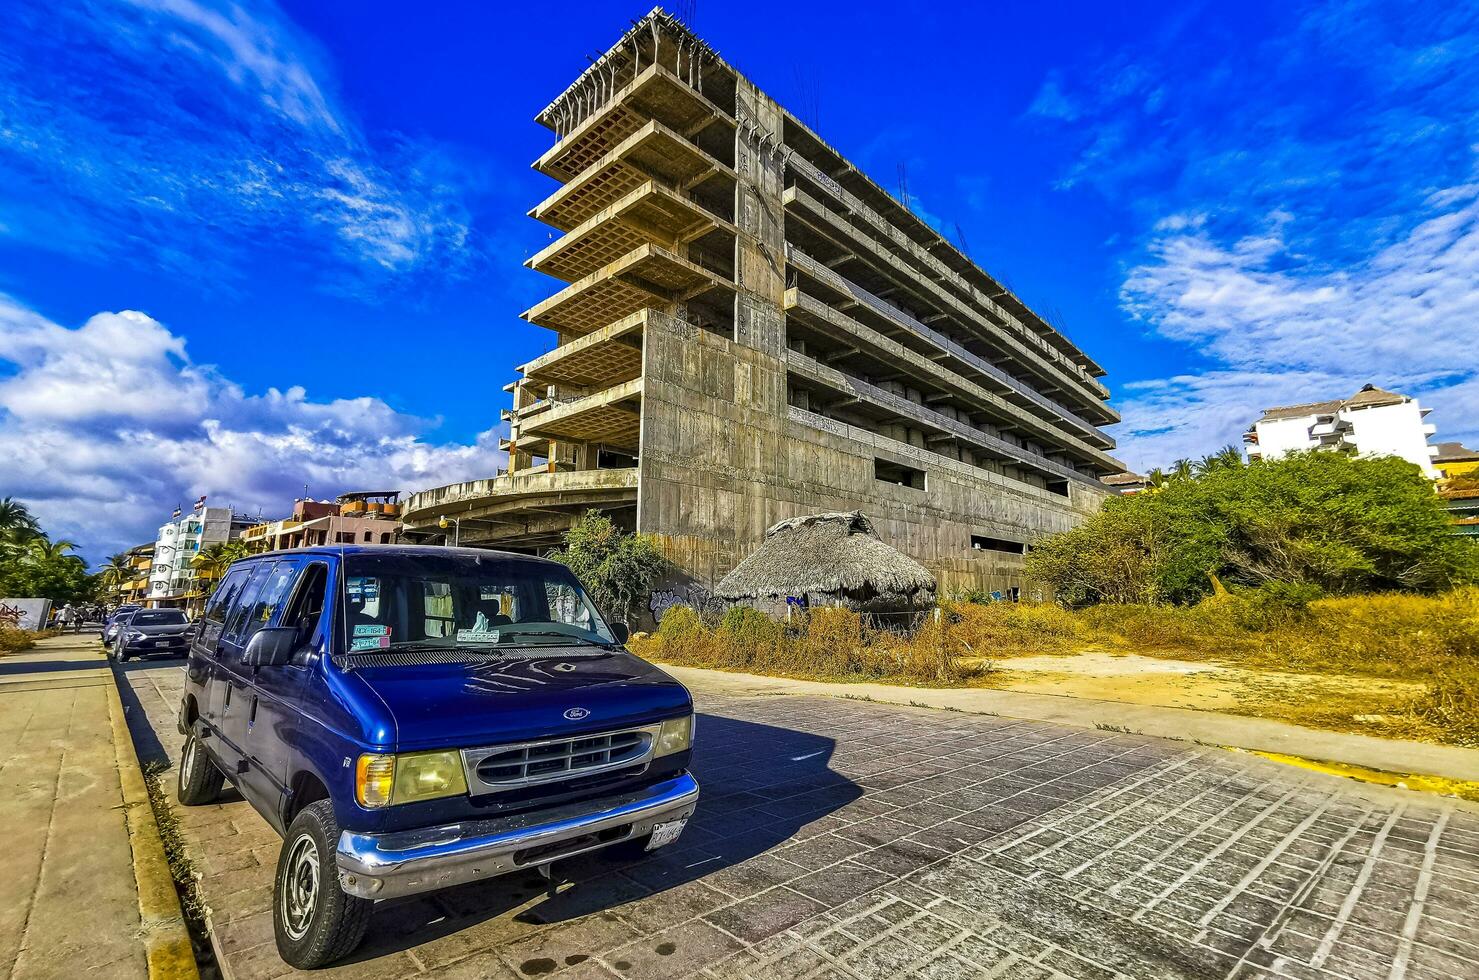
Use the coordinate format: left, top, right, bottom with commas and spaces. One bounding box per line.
176, 729, 224, 805
273, 800, 371, 969
116, 644, 131, 663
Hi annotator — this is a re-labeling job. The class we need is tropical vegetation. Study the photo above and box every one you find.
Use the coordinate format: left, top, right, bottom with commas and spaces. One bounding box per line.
0, 496, 95, 605
1026, 449, 1477, 606
548, 510, 669, 626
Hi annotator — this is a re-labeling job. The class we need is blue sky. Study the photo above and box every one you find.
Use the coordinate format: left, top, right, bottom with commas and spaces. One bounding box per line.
1, 0, 1476, 564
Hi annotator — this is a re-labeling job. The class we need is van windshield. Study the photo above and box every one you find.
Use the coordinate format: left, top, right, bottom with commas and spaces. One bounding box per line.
337, 551, 616, 655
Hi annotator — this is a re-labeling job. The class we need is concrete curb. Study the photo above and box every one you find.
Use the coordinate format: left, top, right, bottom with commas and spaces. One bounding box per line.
105, 669, 202, 980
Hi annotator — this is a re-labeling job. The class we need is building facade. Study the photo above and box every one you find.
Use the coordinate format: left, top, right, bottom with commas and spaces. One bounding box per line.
240, 492, 403, 552
1433, 442, 1479, 485
147, 506, 251, 607
1244, 385, 1440, 477
114, 544, 154, 606
401, 9, 1124, 598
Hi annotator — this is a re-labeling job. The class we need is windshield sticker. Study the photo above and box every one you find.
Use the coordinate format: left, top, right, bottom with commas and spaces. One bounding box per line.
456, 611, 500, 644
352, 624, 389, 637
345, 577, 379, 600
349, 635, 391, 651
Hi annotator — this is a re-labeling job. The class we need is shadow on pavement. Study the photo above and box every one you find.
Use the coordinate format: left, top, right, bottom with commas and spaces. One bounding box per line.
0, 656, 110, 677
337, 711, 860, 964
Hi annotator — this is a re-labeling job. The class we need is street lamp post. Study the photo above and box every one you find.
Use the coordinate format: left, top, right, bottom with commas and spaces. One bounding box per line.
437, 516, 460, 547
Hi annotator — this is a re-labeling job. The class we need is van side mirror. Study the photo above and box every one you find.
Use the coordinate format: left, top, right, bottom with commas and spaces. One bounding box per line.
243, 627, 299, 667
610, 622, 630, 645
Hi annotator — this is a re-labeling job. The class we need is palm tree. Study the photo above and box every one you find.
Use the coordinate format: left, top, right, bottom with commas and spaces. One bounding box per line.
193, 541, 249, 594
27, 537, 84, 566
1194, 444, 1245, 475
99, 552, 133, 590
0, 496, 39, 538
1170, 458, 1195, 481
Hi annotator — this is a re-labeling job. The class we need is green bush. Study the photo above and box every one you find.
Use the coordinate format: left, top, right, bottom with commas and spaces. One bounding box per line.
1228, 581, 1324, 631
548, 510, 670, 625
716, 606, 786, 666
1028, 450, 1479, 605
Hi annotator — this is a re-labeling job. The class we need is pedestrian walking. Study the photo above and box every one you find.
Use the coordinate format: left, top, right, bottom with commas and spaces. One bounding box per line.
59, 603, 79, 633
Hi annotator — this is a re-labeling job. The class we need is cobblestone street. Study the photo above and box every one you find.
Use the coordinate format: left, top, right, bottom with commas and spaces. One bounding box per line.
117, 660, 1479, 980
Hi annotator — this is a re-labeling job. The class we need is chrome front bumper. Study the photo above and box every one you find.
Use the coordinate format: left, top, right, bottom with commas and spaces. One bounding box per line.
335, 773, 700, 900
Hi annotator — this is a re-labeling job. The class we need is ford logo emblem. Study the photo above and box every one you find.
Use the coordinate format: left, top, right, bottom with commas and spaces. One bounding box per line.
563, 707, 590, 721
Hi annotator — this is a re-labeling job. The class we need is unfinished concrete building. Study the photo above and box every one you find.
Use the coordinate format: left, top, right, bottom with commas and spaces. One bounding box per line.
401, 8, 1125, 601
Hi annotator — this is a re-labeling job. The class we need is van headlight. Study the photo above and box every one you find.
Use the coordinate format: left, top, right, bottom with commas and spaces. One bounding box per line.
654, 714, 694, 758
355, 751, 468, 808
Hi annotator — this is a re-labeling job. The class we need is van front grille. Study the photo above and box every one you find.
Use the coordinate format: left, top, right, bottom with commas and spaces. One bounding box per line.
463, 726, 656, 795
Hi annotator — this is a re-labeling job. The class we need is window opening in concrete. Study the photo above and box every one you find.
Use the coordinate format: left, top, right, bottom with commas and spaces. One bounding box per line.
598, 446, 637, 469
875, 458, 926, 490
971, 535, 1025, 555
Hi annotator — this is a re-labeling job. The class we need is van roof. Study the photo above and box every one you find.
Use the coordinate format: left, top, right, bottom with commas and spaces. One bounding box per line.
238, 544, 560, 565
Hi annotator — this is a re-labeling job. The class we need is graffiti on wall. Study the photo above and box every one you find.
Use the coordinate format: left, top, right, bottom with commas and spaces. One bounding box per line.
648, 583, 725, 622
0, 598, 51, 631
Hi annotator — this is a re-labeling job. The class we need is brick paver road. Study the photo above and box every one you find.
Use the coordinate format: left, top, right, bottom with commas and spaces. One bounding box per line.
116, 659, 1479, 980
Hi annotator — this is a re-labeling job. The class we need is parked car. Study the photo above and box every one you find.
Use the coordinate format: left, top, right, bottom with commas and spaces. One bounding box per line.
174, 545, 698, 968
111, 608, 195, 661
102, 604, 142, 647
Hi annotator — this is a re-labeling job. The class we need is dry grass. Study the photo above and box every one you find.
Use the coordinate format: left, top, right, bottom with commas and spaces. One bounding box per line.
630, 605, 991, 686
635, 589, 1479, 747
0, 627, 38, 655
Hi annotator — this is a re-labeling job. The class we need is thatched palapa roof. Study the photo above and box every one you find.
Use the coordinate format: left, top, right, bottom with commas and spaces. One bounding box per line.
716, 511, 937, 613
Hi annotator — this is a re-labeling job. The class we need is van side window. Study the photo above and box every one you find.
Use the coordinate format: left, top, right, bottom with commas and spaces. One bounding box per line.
223, 563, 274, 644
204, 568, 248, 625
239, 562, 299, 647
282, 563, 329, 641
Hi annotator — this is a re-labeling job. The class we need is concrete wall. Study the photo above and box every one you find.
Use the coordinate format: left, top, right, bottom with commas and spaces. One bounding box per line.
637, 309, 1106, 598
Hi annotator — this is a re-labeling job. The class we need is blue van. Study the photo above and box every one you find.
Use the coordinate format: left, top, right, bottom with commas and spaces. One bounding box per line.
175, 545, 698, 968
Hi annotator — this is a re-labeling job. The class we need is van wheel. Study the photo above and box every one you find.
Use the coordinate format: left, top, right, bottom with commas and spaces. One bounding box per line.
274, 800, 371, 969
177, 729, 223, 805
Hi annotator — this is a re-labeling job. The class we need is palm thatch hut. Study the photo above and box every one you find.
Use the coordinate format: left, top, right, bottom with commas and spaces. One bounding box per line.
716, 511, 937, 615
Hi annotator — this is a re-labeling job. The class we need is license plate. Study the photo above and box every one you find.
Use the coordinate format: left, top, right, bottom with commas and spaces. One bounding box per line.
646, 818, 688, 851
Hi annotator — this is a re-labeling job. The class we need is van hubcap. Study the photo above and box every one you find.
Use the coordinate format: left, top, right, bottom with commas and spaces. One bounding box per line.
181, 736, 197, 777
281, 835, 319, 941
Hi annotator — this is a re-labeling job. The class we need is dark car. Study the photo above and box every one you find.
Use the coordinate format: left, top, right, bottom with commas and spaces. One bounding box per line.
112, 608, 194, 661
174, 546, 697, 969
102, 604, 143, 647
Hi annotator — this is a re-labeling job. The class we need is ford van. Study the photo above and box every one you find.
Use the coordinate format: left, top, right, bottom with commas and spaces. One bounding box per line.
175, 546, 698, 968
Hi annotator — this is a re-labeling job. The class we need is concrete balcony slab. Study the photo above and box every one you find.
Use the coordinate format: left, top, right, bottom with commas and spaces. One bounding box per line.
536, 65, 734, 182
520, 311, 645, 388
523, 244, 734, 336
519, 377, 643, 451
527, 183, 733, 283
532, 120, 733, 232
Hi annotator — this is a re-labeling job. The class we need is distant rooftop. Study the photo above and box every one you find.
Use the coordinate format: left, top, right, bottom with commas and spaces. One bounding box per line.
1256, 384, 1409, 423
1435, 441, 1479, 462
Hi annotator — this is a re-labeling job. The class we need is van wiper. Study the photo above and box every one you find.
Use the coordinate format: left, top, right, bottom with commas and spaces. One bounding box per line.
496, 629, 620, 650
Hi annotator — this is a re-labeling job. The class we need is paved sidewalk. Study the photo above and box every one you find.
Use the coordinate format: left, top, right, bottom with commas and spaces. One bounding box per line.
0, 633, 150, 979
659, 664, 1479, 783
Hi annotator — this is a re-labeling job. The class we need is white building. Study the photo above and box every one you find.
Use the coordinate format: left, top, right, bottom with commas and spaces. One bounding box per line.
147, 505, 245, 606
1243, 385, 1440, 478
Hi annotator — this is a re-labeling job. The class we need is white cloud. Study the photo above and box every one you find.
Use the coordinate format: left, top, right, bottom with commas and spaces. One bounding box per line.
0, 0, 483, 287
1020, 1, 1479, 472
0, 296, 505, 563
1114, 182, 1479, 470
